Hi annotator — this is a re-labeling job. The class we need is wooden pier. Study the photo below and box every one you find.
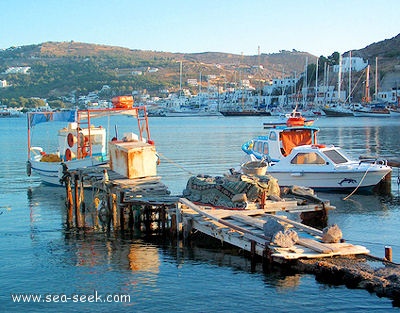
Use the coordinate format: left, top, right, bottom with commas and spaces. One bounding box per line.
61, 166, 178, 233
175, 198, 368, 263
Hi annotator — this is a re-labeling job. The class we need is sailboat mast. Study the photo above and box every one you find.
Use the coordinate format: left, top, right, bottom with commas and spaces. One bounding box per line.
315, 57, 318, 104
338, 54, 342, 102
348, 51, 352, 103
303, 57, 308, 108
375, 57, 378, 101
365, 64, 370, 103
179, 60, 183, 96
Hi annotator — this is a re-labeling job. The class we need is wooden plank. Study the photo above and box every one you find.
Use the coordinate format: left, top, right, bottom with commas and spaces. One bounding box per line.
178, 198, 368, 259
297, 238, 335, 254
229, 214, 265, 229
179, 198, 268, 241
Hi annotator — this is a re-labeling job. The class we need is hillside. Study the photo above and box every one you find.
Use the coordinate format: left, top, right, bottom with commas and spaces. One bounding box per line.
345, 34, 400, 72
0, 35, 399, 105
0, 42, 315, 103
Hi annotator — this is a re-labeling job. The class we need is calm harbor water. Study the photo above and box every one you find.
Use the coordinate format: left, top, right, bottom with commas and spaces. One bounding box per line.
1, 115, 400, 312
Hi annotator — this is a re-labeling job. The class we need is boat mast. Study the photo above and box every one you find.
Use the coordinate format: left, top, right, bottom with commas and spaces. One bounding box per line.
365, 64, 371, 103
375, 56, 378, 101
179, 60, 183, 97
314, 57, 319, 104
348, 51, 352, 104
303, 57, 308, 109
338, 54, 342, 104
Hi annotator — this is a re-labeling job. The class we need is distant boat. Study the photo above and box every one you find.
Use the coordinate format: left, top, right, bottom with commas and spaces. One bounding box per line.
353, 103, 391, 117
354, 61, 390, 117
322, 104, 354, 117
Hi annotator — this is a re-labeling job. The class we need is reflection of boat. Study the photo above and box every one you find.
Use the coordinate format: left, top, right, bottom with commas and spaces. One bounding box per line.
241, 109, 392, 192
27, 97, 154, 186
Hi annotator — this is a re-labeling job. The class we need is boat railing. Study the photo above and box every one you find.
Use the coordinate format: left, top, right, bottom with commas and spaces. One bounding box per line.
359, 158, 388, 166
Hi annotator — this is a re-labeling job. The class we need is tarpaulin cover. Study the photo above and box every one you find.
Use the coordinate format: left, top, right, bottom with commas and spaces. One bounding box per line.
28, 110, 77, 128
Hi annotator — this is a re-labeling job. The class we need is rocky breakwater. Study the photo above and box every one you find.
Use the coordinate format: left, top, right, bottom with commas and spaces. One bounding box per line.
294, 255, 400, 306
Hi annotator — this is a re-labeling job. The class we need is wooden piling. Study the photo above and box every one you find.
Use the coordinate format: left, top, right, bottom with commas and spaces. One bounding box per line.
385, 246, 393, 262
112, 193, 117, 230
119, 191, 125, 231
374, 171, 392, 195
65, 176, 74, 229
74, 174, 81, 228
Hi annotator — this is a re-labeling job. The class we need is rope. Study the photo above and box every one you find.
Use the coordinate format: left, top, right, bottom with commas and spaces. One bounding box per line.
157, 152, 195, 175
343, 166, 371, 200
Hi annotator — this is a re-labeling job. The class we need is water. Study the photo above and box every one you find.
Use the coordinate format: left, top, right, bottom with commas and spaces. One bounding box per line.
1, 115, 400, 312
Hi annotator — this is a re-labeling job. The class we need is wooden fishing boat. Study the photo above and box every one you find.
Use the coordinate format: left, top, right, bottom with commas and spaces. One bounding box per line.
27, 97, 157, 186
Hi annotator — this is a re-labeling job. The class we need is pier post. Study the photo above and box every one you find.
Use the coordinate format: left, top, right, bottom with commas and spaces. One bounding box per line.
161, 205, 167, 234
374, 172, 392, 195
250, 240, 257, 271
65, 176, 74, 229
74, 174, 81, 228
112, 193, 117, 230
119, 191, 125, 231
80, 177, 85, 228
385, 246, 393, 262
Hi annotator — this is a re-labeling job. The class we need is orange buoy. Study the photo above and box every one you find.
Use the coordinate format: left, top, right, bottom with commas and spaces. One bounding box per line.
65, 148, 72, 161
67, 133, 76, 147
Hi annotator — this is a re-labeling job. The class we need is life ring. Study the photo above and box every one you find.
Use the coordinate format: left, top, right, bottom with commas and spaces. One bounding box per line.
67, 133, 76, 147
65, 148, 72, 161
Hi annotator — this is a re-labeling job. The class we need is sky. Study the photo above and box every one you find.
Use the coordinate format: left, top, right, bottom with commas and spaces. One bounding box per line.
1, 0, 399, 57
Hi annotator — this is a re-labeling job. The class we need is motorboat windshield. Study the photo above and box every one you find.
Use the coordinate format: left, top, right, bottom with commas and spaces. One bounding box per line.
322, 148, 351, 164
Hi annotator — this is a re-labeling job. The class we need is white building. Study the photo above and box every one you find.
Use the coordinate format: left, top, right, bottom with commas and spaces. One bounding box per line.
332, 57, 368, 73
4, 66, 31, 74
377, 89, 400, 104
263, 77, 299, 95
0, 80, 7, 87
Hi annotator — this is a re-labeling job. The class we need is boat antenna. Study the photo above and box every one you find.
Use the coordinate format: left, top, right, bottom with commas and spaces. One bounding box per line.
114, 125, 118, 140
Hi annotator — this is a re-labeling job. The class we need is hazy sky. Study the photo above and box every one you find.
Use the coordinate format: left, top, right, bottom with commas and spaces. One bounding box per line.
1, 0, 398, 57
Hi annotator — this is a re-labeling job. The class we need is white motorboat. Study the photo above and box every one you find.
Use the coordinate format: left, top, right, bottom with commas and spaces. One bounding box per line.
241, 109, 392, 192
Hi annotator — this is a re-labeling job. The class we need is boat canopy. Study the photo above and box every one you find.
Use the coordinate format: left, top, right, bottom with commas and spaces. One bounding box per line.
280, 128, 318, 156
28, 110, 77, 128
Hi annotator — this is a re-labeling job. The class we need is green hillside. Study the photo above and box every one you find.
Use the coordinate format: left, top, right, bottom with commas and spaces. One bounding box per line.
0, 35, 399, 108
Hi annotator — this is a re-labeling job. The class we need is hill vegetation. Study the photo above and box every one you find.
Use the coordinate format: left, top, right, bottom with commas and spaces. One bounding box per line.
0, 34, 399, 108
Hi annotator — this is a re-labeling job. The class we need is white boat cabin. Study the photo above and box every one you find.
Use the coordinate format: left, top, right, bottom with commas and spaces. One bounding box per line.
243, 125, 320, 163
